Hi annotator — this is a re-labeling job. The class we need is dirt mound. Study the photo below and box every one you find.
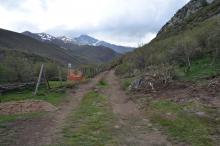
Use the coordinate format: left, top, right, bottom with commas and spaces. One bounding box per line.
0, 100, 58, 115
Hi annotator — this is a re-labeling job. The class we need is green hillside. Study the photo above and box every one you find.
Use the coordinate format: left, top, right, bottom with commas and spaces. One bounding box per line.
0, 28, 120, 83
0, 29, 88, 66
116, 0, 220, 80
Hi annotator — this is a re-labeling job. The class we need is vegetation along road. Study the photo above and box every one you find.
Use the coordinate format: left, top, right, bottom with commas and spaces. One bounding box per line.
1, 67, 220, 146
0, 70, 171, 146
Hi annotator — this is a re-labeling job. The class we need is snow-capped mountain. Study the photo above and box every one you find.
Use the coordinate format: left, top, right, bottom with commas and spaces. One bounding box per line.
74, 35, 99, 46
57, 36, 76, 44
37, 33, 56, 41
22, 31, 80, 52
74, 35, 134, 54
22, 31, 56, 42
22, 31, 134, 54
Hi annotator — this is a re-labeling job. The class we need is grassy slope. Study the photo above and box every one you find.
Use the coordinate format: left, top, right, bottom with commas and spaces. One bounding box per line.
177, 57, 220, 81
116, 1, 220, 79
0, 29, 87, 66
146, 99, 220, 146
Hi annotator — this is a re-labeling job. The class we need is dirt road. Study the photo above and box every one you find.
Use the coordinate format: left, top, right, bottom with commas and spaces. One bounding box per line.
1, 70, 171, 146
104, 70, 171, 146
0, 72, 105, 146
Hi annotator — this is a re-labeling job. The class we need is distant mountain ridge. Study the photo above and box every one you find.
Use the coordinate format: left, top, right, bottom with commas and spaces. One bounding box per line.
22, 31, 134, 54
0, 28, 120, 67
75, 34, 135, 54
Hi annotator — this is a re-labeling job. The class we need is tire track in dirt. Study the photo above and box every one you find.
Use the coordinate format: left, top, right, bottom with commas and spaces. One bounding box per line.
0, 72, 105, 146
104, 70, 172, 146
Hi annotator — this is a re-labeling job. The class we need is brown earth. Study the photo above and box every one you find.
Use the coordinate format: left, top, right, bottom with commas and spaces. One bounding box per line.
104, 70, 172, 146
130, 76, 220, 108
0, 70, 173, 146
152, 78, 220, 107
0, 100, 58, 115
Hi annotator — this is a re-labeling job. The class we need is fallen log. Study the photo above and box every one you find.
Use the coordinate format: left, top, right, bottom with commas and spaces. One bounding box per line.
0, 82, 35, 94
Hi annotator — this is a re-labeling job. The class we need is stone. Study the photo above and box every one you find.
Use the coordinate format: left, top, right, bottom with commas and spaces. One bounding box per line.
114, 125, 120, 129
147, 123, 152, 127
158, 0, 217, 36
206, 0, 214, 4
195, 112, 206, 116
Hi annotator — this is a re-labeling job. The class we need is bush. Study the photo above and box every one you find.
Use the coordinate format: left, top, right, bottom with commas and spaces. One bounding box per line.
115, 63, 134, 77
0, 50, 66, 83
0, 54, 34, 82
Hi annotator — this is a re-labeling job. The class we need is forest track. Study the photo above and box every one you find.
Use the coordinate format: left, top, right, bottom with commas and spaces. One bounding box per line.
0, 70, 172, 146
103, 70, 172, 146
0, 72, 105, 146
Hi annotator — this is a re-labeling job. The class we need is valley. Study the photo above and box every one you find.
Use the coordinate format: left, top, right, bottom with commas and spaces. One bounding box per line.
1, 70, 219, 146
0, 0, 220, 146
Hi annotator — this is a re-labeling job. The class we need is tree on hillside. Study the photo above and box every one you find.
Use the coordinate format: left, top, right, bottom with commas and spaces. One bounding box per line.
207, 24, 220, 64
169, 36, 199, 72
2, 55, 34, 82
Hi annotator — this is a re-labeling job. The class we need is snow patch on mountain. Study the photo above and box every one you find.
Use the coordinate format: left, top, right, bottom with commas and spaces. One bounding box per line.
22, 31, 134, 54
57, 36, 75, 43
37, 33, 56, 41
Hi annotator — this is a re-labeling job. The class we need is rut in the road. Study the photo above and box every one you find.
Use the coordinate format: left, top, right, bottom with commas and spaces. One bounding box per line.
104, 70, 171, 146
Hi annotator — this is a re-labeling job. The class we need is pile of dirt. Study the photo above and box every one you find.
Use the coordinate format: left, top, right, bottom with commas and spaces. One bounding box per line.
0, 100, 58, 115
146, 77, 220, 106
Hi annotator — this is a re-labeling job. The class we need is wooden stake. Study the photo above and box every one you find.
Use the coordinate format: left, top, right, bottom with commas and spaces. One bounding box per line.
43, 69, 50, 89
34, 64, 44, 95
58, 66, 63, 86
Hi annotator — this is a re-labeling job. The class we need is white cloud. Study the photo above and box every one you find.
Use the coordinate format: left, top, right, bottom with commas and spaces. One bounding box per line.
0, 0, 190, 47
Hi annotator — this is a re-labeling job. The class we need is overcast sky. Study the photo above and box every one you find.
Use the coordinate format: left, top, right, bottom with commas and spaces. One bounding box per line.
0, 0, 190, 47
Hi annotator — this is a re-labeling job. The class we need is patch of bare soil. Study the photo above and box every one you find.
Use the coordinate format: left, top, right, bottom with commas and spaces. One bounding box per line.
0, 72, 105, 146
0, 100, 58, 115
104, 70, 172, 146
150, 77, 220, 107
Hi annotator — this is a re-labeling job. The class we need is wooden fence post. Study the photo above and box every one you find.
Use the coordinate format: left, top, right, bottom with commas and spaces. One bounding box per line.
43, 69, 50, 89
58, 66, 63, 86
34, 64, 44, 95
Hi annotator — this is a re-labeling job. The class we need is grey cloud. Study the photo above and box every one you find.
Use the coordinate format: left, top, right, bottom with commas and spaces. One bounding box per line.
0, 0, 190, 46
0, 0, 24, 9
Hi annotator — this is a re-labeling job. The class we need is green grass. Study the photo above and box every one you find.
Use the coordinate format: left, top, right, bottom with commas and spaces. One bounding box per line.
121, 77, 134, 90
0, 112, 43, 124
97, 79, 108, 88
0, 112, 44, 130
63, 91, 117, 146
148, 100, 214, 146
49, 81, 75, 88
177, 57, 220, 81
0, 87, 66, 105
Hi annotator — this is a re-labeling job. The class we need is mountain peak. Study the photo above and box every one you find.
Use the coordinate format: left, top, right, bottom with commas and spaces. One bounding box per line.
22, 31, 134, 53
36, 33, 56, 41
75, 34, 98, 45
22, 31, 32, 35
79, 34, 94, 38
77, 34, 98, 41
57, 36, 74, 43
